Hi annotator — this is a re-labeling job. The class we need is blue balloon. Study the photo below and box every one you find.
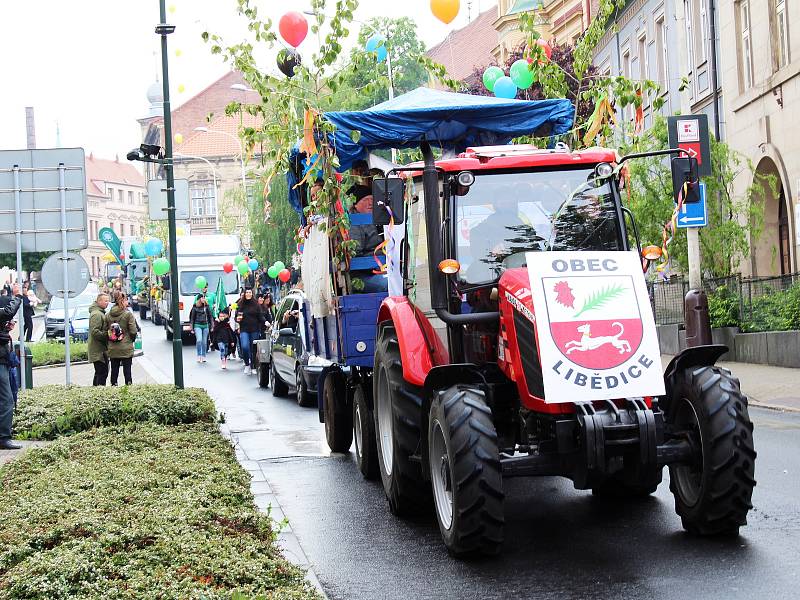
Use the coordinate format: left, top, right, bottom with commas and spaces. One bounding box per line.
493, 76, 518, 99
144, 238, 163, 257
376, 45, 387, 62
366, 34, 387, 62
248, 258, 259, 270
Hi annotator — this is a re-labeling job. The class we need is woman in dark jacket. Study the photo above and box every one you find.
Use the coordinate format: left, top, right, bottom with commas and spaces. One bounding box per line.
234, 288, 263, 374
189, 295, 213, 363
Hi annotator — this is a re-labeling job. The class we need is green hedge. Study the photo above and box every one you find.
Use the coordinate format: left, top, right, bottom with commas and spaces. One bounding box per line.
707, 282, 800, 332
13, 385, 217, 440
0, 423, 317, 599
29, 341, 88, 367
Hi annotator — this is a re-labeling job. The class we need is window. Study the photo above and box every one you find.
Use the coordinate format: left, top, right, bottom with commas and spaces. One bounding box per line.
622, 47, 632, 121
740, 0, 754, 89
109, 222, 115, 233
190, 183, 215, 217
140, 226, 144, 236
117, 189, 124, 203
129, 224, 136, 236
776, 0, 789, 69
139, 192, 144, 205
655, 14, 668, 88
179, 270, 238, 296
107, 186, 113, 200
638, 32, 649, 106
128, 191, 134, 204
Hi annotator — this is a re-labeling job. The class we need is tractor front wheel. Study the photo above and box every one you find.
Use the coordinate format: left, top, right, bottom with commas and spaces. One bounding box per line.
667, 366, 756, 536
353, 383, 378, 480
428, 385, 504, 556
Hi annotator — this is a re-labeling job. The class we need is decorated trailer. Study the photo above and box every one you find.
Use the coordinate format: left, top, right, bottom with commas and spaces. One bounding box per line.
283, 88, 756, 556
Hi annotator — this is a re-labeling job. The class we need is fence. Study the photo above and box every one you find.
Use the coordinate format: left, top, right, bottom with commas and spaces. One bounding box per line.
648, 272, 800, 327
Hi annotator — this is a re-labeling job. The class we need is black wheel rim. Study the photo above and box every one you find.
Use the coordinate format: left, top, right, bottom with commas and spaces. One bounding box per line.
672, 397, 704, 507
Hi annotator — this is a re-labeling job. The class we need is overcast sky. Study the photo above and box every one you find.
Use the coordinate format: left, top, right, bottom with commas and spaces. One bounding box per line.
0, 0, 495, 160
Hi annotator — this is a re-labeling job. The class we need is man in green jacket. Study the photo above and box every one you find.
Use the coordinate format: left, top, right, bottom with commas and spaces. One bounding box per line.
88, 293, 110, 386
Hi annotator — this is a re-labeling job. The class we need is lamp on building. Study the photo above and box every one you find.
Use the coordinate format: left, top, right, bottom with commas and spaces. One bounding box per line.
175, 153, 219, 232
193, 126, 247, 194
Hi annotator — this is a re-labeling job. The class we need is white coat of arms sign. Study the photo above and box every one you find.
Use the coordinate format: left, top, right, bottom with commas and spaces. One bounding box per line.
526, 251, 665, 402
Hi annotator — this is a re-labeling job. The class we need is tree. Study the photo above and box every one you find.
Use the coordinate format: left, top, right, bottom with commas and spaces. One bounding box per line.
0, 252, 52, 274
246, 177, 297, 267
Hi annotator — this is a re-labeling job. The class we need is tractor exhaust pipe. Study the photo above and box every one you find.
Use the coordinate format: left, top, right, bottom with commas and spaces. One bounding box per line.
684, 289, 712, 347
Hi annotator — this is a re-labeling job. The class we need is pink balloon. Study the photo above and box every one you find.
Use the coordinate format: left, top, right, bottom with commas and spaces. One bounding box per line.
279, 12, 308, 47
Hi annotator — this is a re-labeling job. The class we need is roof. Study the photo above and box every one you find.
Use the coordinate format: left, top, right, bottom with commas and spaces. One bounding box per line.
176, 111, 262, 157
425, 8, 499, 83
85, 154, 145, 197
434, 146, 618, 172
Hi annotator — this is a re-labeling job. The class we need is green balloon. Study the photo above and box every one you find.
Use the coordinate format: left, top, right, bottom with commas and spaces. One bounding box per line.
234, 254, 245, 265
267, 266, 279, 278
152, 257, 170, 276
510, 59, 534, 89
237, 261, 251, 276
482, 66, 504, 92
195, 275, 207, 290
274, 261, 286, 272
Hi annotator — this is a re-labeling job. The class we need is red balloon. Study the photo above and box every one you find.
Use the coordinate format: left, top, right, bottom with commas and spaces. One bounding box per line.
278, 268, 291, 283
278, 12, 308, 47
223, 262, 234, 273
535, 38, 552, 61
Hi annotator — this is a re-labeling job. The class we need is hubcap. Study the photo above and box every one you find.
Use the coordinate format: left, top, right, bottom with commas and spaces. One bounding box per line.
376, 366, 393, 476
430, 420, 453, 530
354, 400, 364, 460
296, 371, 303, 401
672, 397, 704, 507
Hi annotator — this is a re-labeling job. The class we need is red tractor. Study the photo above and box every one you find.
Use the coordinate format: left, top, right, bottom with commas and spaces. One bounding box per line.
303, 89, 756, 556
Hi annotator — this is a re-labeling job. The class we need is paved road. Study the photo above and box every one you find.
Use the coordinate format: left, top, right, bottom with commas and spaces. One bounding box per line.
139, 320, 800, 600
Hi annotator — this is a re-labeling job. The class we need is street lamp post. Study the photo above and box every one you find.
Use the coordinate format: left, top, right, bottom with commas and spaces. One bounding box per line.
175, 153, 219, 232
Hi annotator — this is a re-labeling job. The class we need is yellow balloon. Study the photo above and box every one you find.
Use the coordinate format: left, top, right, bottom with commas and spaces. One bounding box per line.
174, 133, 184, 144
176, 227, 185, 237
175, 49, 182, 57
178, 84, 186, 93
168, 4, 176, 13
431, 0, 459, 24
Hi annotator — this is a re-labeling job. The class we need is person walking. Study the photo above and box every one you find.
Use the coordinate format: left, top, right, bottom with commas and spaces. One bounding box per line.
88, 292, 110, 386
20, 282, 36, 342
235, 288, 264, 374
107, 291, 137, 386
210, 308, 237, 369
0, 292, 22, 449
190, 295, 213, 363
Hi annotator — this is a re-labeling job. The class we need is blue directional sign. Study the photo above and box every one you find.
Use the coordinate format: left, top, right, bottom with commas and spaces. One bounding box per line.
676, 182, 707, 228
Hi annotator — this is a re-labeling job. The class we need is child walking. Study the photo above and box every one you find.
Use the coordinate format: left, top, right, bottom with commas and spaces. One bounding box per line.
210, 308, 237, 369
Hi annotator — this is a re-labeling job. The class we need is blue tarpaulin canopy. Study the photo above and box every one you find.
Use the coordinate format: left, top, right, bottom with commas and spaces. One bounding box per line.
287, 87, 575, 217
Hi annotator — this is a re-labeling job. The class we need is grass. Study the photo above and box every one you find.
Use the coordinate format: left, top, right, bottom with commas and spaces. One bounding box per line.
29, 340, 88, 367
0, 385, 320, 599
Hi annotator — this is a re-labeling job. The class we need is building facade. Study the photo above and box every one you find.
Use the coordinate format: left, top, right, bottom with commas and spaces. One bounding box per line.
719, 0, 798, 276
82, 154, 148, 277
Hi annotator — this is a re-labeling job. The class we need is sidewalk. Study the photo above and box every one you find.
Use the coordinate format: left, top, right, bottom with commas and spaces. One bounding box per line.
32, 357, 156, 386
664, 355, 800, 412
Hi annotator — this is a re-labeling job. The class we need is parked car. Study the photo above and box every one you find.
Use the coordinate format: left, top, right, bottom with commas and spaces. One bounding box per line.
45, 286, 98, 339
265, 289, 329, 407
68, 306, 91, 342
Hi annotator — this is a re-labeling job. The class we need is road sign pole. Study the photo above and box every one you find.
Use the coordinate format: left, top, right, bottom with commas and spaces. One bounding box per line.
159, 0, 184, 389
687, 227, 702, 290
59, 163, 72, 386
12, 166, 25, 390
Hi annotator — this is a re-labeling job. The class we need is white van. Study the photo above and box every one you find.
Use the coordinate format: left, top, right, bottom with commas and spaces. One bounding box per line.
158, 234, 241, 342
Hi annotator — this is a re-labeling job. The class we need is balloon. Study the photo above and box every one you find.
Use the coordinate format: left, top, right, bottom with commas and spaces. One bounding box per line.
535, 38, 553, 61
493, 76, 518, 99
129, 242, 146, 259
223, 262, 234, 273
230, 302, 238, 311
510, 59, 535, 89
277, 48, 301, 78
431, 0, 460, 24
178, 84, 186, 94
482, 66, 504, 92
278, 11, 309, 47
175, 49, 182, 57
195, 275, 207, 290
237, 261, 251, 276
248, 258, 259, 270
267, 266, 279, 279
176, 227, 185, 237
153, 257, 170, 276
366, 34, 388, 62
278, 268, 291, 283
234, 254, 245, 265
274, 261, 286, 272
174, 133, 183, 144
144, 238, 163, 257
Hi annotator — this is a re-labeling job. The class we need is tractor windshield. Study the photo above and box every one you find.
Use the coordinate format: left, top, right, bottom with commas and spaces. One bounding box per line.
454, 167, 621, 283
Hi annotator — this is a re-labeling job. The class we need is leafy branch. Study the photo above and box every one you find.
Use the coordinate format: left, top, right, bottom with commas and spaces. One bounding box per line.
573, 284, 625, 317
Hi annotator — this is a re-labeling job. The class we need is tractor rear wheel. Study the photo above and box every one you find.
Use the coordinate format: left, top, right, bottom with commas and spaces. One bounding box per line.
353, 383, 378, 480
667, 366, 756, 536
428, 385, 504, 556
324, 372, 352, 452
374, 324, 431, 516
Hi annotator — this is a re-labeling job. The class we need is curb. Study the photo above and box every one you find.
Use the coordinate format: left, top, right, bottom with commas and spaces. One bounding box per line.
749, 399, 800, 414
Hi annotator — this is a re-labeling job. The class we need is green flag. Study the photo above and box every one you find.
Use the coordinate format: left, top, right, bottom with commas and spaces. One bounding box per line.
212, 276, 228, 317
98, 227, 123, 264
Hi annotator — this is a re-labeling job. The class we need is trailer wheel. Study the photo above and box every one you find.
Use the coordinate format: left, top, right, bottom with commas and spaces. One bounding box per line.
428, 385, 504, 556
296, 367, 313, 407
374, 324, 431, 516
353, 383, 378, 480
324, 372, 352, 452
139, 305, 147, 320
667, 366, 756, 536
270, 362, 289, 397
153, 310, 162, 326
165, 323, 173, 341
258, 361, 270, 388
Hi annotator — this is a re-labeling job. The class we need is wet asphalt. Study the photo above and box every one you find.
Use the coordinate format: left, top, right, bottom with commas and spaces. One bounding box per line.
140, 320, 800, 600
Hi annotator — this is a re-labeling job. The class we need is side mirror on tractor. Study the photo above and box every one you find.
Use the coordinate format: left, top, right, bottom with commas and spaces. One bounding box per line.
372, 178, 405, 226
670, 156, 700, 204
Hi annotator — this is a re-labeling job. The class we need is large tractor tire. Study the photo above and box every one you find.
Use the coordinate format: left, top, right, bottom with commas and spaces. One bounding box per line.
353, 383, 379, 480
373, 324, 431, 516
324, 372, 353, 452
428, 385, 504, 556
667, 365, 756, 536
270, 362, 289, 397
